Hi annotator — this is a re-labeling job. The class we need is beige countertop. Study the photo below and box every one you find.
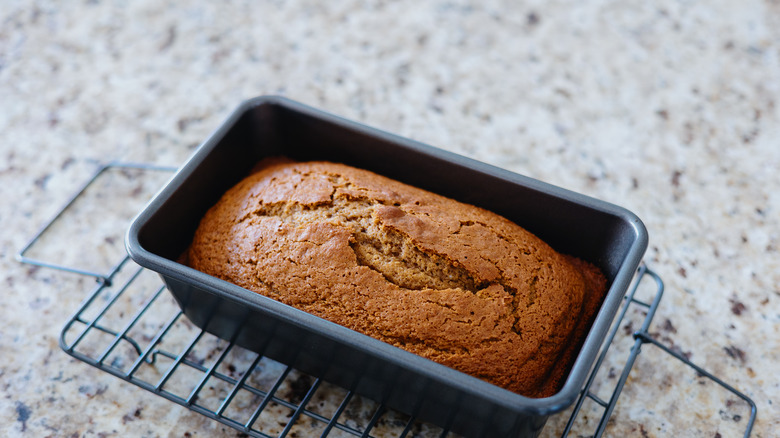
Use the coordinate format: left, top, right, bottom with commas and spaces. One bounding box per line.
1, 1, 778, 437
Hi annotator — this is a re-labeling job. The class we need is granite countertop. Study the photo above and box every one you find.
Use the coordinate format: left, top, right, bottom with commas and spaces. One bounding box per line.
1, 1, 778, 437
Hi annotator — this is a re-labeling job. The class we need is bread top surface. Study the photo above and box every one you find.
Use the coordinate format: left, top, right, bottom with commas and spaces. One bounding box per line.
188, 158, 607, 397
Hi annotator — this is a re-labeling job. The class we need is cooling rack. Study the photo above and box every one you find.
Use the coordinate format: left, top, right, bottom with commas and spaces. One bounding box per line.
18, 161, 757, 437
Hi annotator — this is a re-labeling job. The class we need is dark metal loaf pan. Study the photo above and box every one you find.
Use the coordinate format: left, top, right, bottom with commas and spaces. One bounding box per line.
126, 96, 648, 438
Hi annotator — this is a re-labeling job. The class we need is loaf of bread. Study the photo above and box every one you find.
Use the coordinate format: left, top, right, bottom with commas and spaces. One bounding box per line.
187, 158, 607, 398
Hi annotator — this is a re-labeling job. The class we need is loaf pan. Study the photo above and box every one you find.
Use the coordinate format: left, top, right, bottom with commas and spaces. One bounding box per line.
126, 96, 648, 437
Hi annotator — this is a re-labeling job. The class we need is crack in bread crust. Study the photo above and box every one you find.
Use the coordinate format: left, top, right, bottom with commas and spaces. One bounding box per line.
246, 182, 487, 293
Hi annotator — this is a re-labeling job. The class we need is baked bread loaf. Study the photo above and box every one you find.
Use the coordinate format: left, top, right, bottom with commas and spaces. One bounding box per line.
188, 158, 607, 397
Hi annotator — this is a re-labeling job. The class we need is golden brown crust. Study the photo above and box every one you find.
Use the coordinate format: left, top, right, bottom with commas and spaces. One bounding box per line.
188, 158, 607, 397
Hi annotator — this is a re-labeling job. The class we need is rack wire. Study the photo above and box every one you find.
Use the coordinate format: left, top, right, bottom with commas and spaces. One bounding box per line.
19, 161, 757, 437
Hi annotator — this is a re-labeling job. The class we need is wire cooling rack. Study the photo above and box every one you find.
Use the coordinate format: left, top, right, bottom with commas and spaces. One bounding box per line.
18, 162, 757, 438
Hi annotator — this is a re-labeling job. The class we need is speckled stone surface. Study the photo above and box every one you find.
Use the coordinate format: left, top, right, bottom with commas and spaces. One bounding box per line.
1, 1, 779, 437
